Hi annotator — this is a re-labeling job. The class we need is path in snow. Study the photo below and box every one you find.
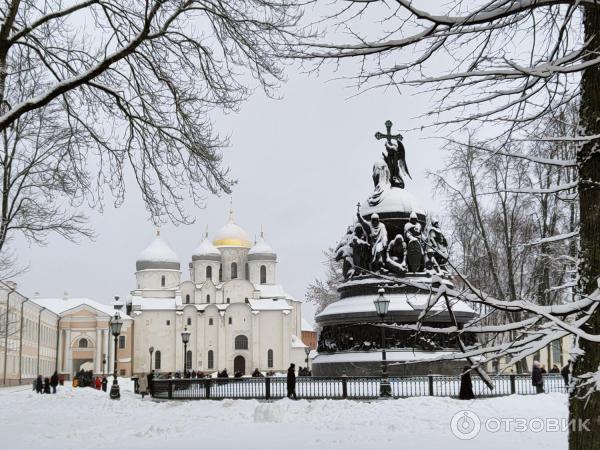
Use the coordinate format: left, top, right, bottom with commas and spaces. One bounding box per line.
0, 379, 568, 450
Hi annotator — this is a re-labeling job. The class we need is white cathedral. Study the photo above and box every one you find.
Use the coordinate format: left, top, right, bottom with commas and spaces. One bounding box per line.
129, 210, 308, 376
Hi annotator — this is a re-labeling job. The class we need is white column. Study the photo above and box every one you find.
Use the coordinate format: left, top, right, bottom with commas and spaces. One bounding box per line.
282, 312, 289, 369
94, 329, 102, 374
65, 329, 72, 376
251, 313, 260, 369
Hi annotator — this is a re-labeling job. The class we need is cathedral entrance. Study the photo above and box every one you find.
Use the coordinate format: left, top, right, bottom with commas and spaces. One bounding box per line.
234, 355, 245, 375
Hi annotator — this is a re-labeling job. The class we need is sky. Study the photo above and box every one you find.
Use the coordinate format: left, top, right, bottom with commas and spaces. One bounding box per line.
12, 22, 449, 324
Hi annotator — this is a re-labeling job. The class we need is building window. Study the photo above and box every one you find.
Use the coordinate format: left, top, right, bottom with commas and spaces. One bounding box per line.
206, 294, 210, 303
552, 340, 562, 365
78, 338, 88, 348
187, 317, 192, 326
185, 294, 190, 304
155, 351, 161, 370
260, 265, 267, 284
235, 335, 248, 350
207, 350, 214, 369
245, 263, 249, 280
166, 320, 170, 326
267, 349, 274, 368
120, 369, 126, 376
206, 266, 212, 281
186, 350, 193, 370
228, 317, 232, 325
118, 336, 126, 349
226, 298, 230, 304
231, 262, 238, 279
219, 265, 222, 282
209, 318, 213, 325
161, 275, 166, 287
244, 298, 249, 303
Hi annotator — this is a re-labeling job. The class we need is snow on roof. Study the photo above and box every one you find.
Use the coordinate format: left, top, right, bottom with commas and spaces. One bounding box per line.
34, 298, 130, 318
248, 234, 276, 255
254, 284, 286, 298
301, 318, 315, 332
192, 236, 221, 257
361, 186, 425, 216
316, 292, 474, 318
248, 299, 292, 311
291, 334, 307, 348
137, 235, 179, 263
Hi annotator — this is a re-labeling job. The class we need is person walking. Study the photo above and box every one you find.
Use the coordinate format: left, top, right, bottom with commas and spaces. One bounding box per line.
532, 360, 545, 394
35, 375, 43, 394
50, 371, 59, 394
561, 360, 571, 387
95, 376, 101, 390
43, 377, 51, 394
287, 363, 297, 399
101, 376, 108, 392
458, 366, 475, 400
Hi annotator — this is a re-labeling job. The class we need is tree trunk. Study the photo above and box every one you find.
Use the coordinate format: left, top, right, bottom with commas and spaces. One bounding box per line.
569, 4, 600, 449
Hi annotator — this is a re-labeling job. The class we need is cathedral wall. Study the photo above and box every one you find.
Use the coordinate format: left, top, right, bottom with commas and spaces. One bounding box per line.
219, 247, 249, 281
133, 310, 177, 373
135, 269, 181, 291
222, 279, 254, 304
180, 281, 195, 305
192, 261, 221, 284
198, 283, 216, 304
257, 311, 285, 371
248, 260, 276, 285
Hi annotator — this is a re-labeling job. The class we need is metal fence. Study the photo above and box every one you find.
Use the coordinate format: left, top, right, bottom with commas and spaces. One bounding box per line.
150, 374, 567, 400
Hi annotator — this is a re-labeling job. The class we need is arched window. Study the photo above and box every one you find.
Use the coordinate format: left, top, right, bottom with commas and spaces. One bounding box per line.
235, 335, 248, 350
206, 294, 210, 303
186, 350, 192, 370
78, 338, 88, 348
226, 297, 230, 304
187, 317, 192, 326
155, 351, 161, 370
228, 317, 232, 325
267, 349, 274, 368
207, 350, 214, 369
245, 263, 249, 280
206, 265, 212, 281
219, 266, 223, 282
161, 275, 166, 287
231, 262, 238, 279
209, 318, 213, 326
185, 294, 190, 304
260, 265, 267, 284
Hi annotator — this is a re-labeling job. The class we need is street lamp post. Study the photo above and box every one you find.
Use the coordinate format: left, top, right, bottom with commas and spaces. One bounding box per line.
109, 313, 123, 399
304, 347, 311, 374
181, 328, 190, 376
373, 287, 391, 397
149, 346, 154, 372
102, 354, 106, 377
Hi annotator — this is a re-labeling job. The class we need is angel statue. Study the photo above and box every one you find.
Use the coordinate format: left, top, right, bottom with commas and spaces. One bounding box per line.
383, 139, 411, 189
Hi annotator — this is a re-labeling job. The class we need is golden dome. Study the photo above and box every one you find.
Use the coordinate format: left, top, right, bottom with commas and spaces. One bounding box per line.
213, 209, 252, 248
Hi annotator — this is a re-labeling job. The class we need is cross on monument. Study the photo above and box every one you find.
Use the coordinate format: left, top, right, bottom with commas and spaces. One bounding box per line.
374, 120, 403, 144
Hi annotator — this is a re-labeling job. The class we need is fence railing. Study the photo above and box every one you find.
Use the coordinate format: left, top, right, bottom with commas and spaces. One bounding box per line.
150, 374, 567, 400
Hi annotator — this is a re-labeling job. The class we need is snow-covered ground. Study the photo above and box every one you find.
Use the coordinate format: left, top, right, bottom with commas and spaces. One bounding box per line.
0, 379, 568, 450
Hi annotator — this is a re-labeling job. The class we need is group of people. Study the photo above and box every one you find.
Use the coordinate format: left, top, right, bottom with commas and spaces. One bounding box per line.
532, 359, 572, 393
33, 371, 60, 394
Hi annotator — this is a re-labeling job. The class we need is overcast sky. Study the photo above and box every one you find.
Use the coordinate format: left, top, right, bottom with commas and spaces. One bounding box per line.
13, 53, 447, 324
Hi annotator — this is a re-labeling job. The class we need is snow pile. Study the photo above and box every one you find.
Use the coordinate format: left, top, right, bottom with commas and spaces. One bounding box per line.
137, 236, 179, 263
0, 380, 568, 450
